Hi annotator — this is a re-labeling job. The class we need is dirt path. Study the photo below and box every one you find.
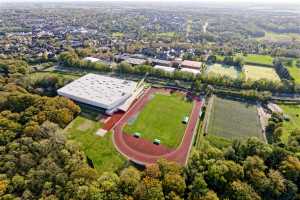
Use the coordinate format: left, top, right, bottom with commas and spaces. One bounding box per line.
257, 102, 270, 143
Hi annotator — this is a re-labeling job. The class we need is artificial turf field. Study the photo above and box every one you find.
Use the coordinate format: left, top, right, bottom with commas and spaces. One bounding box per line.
244, 65, 281, 82
124, 92, 193, 148
64, 115, 126, 173
206, 64, 240, 79
208, 96, 263, 141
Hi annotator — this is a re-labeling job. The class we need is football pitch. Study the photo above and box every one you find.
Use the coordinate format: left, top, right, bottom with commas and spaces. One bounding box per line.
124, 92, 193, 148
243, 54, 274, 66
206, 64, 240, 79
208, 96, 263, 141
244, 65, 281, 82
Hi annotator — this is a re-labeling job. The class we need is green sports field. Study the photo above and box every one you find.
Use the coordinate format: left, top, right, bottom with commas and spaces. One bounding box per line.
244, 65, 281, 82
64, 115, 126, 173
243, 54, 274, 66
124, 92, 193, 148
216, 54, 274, 67
279, 104, 300, 142
208, 96, 263, 141
206, 64, 240, 79
287, 66, 300, 84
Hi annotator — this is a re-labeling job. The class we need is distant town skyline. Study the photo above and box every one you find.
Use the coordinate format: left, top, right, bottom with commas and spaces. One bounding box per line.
1, 0, 300, 4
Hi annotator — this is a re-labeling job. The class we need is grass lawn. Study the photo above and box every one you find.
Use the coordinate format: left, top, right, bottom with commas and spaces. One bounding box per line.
208, 96, 263, 141
243, 54, 274, 66
124, 93, 193, 148
29, 71, 80, 80
287, 66, 300, 84
112, 32, 124, 37
244, 65, 281, 82
215, 54, 274, 67
279, 104, 300, 142
205, 134, 232, 149
64, 115, 126, 173
206, 64, 240, 79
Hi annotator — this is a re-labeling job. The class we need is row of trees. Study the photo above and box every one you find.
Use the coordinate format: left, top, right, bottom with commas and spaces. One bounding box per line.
266, 113, 285, 144
58, 50, 294, 93
208, 55, 245, 69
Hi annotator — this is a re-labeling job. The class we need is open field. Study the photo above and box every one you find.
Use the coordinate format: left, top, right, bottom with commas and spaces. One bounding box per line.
112, 32, 124, 37
64, 115, 126, 173
157, 32, 177, 38
29, 71, 80, 80
258, 32, 300, 43
244, 65, 281, 82
279, 104, 300, 142
206, 64, 240, 79
243, 54, 274, 66
208, 96, 263, 141
287, 66, 300, 84
186, 19, 192, 35
215, 54, 274, 67
124, 92, 193, 148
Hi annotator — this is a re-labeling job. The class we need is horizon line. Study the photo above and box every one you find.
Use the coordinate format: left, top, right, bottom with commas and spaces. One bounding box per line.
1, 0, 300, 5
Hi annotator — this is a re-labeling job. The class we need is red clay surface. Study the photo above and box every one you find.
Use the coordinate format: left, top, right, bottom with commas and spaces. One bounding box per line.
123, 133, 174, 156
113, 87, 203, 165
102, 111, 125, 131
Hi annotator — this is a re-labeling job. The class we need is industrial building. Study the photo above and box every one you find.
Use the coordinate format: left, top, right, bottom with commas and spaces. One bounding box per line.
57, 74, 143, 115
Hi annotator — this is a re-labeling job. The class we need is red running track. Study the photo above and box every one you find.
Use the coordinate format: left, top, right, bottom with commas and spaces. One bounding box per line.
102, 111, 125, 131
112, 88, 203, 166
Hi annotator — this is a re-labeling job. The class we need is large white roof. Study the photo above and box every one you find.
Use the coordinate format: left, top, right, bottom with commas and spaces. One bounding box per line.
57, 74, 137, 110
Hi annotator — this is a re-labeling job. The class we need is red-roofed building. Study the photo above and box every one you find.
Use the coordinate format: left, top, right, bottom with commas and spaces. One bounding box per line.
181, 60, 202, 70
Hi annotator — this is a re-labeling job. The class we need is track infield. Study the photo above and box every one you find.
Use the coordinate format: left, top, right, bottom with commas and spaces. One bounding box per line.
123, 92, 193, 148
113, 88, 203, 165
